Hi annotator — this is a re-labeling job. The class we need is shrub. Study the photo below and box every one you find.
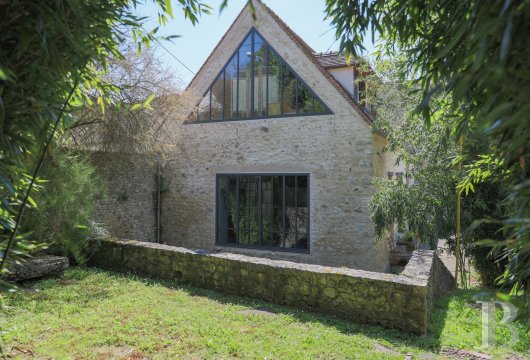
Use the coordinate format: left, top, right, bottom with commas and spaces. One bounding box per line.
23, 150, 106, 264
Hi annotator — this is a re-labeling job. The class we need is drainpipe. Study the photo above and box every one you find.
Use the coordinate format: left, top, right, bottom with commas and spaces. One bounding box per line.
156, 155, 161, 244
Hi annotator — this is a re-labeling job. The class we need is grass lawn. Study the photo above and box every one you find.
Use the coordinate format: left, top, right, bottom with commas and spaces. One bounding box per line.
1, 268, 528, 359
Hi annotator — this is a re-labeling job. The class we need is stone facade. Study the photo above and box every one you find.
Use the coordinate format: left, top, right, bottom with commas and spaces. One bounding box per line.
90, 238, 455, 334
160, 1, 394, 272
91, 152, 159, 243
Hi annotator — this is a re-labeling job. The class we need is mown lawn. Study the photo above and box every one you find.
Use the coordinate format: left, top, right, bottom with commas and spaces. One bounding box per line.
0, 268, 528, 359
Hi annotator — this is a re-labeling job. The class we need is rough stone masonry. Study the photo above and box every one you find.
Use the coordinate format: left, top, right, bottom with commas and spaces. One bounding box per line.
90, 238, 455, 334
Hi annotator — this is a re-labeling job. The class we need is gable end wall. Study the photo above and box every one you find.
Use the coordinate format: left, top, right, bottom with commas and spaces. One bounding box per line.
162, 2, 389, 271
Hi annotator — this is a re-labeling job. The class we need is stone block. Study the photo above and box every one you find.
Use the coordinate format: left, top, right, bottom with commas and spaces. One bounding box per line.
4, 255, 69, 281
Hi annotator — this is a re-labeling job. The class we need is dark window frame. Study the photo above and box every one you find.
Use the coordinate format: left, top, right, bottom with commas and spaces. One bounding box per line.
187, 28, 332, 124
215, 173, 310, 253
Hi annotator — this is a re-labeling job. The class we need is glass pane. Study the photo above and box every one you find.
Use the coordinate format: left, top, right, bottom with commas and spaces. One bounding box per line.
272, 176, 283, 244
217, 175, 238, 244
295, 233, 309, 249
282, 65, 296, 114
211, 72, 224, 120
268, 49, 281, 116
297, 81, 312, 114
238, 34, 252, 118
224, 55, 238, 119
197, 90, 210, 121
261, 176, 280, 247
296, 175, 308, 208
239, 176, 259, 245
217, 176, 227, 243
314, 97, 326, 113
296, 176, 309, 249
188, 108, 198, 122
253, 33, 267, 117
284, 176, 297, 248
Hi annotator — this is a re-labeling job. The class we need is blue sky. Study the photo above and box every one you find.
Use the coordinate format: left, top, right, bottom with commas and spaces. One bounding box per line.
137, 0, 373, 87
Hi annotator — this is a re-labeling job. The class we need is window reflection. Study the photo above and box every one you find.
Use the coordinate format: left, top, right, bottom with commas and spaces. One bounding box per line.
211, 72, 224, 120
197, 90, 210, 121
253, 33, 268, 117
282, 64, 296, 115
268, 49, 281, 116
217, 174, 309, 251
224, 55, 238, 119
237, 34, 252, 118
297, 81, 313, 114
195, 29, 329, 121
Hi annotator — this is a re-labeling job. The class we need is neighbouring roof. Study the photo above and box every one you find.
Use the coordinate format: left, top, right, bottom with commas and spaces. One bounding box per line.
314, 51, 351, 69
257, 1, 372, 124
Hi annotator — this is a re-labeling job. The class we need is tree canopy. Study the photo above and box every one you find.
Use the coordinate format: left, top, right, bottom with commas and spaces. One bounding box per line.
0, 0, 211, 291
325, 0, 529, 292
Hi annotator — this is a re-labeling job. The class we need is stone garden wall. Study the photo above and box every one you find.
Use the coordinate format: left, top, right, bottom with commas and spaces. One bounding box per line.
90, 238, 455, 334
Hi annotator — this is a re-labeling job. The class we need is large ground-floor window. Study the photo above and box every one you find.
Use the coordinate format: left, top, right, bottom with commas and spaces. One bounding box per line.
216, 174, 309, 251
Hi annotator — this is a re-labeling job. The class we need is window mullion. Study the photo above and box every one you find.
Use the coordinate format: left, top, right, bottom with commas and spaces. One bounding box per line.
295, 80, 299, 113
271, 176, 274, 246
209, 88, 212, 120
250, 31, 254, 117
236, 175, 240, 245
258, 176, 262, 246
282, 175, 286, 249
295, 176, 298, 245
247, 177, 250, 243
236, 52, 239, 117
265, 45, 269, 117
216, 176, 219, 244
222, 71, 225, 120
280, 61, 283, 115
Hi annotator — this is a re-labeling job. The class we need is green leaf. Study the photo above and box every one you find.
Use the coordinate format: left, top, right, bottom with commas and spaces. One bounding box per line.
165, 0, 173, 18
27, 196, 37, 208
143, 93, 156, 110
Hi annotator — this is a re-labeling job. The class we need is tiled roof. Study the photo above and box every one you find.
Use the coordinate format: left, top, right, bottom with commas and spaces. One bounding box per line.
314, 51, 351, 68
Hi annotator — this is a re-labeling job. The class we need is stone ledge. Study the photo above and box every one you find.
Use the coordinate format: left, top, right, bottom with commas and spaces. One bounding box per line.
90, 238, 455, 334
3, 255, 69, 281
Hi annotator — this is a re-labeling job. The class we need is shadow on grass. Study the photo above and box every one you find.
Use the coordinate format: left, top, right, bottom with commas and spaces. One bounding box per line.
69, 265, 454, 354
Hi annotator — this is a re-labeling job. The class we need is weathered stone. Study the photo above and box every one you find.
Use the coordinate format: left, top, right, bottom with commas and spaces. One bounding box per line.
322, 287, 338, 299
90, 238, 455, 334
90, 152, 158, 243
4, 255, 69, 281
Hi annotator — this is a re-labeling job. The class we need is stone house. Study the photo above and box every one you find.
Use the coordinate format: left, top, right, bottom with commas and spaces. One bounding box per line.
92, 0, 402, 272
150, 0, 403, 272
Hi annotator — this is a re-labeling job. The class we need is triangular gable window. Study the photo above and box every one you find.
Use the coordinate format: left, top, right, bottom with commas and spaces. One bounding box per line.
193, 28, 331, 122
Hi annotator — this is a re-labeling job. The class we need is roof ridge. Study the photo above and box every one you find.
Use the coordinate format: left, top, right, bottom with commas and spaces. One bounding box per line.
185, 2, 250, 91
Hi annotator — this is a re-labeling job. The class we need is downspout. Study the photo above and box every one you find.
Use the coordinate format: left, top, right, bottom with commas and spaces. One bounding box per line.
156, 155, 161, 244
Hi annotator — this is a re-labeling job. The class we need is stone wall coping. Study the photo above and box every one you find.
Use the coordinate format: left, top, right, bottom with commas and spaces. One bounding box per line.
401, 250, 435, 284
106, 238, 427, 286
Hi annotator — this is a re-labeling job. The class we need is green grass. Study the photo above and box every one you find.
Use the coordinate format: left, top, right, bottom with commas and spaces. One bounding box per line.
1, 268, 528, 359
